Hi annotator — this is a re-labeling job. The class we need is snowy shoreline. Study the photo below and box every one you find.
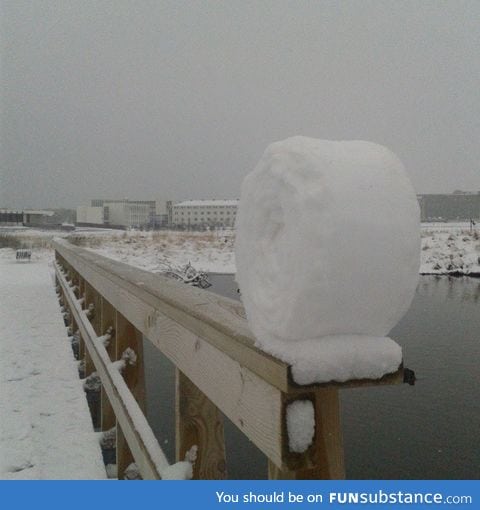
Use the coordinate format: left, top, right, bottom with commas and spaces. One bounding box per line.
1, 223, 479, 278
420, 225, 480, 277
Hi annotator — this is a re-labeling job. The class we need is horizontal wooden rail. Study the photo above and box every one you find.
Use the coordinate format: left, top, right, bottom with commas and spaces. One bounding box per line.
53, 238, 406, 478
55, 262, 192, 480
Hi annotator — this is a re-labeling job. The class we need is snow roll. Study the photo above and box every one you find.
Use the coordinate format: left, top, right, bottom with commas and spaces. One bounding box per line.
235, 136, 420, 383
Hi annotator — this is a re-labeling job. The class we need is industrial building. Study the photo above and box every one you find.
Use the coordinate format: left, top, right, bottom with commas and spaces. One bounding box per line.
168, 199, 238, 229
417, 192, 480, 222
76, 199, 157, 229
0, 209, 55, 227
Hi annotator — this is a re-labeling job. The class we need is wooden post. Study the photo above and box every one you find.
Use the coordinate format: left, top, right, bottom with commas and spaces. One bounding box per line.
72, 269, 80, 299
115, 310, 146, 479
116, 425, 133, 479
268, 388, 345, 480
175, 369, 228, 479
84, 281, 100, 377
100, 296, 116, 431
78, 276, 86, 361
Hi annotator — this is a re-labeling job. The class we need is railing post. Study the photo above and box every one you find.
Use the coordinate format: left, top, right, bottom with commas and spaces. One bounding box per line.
84, 281, 100, 377
78, 276, 86, 361
115, 310, 146, 479
175, 369, 227, 479
100, 297, 116, 432
268, 388, 345, 480
72, 269, 80, 299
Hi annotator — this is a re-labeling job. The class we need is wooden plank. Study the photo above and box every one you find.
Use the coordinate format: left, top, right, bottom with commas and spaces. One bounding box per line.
115, 310, 146, 479
71, 268, 80, 298
269, 389, 345, 479
55, 262, 188, 480
77, 275, 86, 360
53, 239, 290, 392
115, 311, 146, 411
147, 311, 285, 467
175, 369, 227, 479
84, 282, 100, 377
53, 239, 405, 393
100, 297, 116, 431
56, 252, 286, 467
117, 424, 135, 480
54, 241, 407, 473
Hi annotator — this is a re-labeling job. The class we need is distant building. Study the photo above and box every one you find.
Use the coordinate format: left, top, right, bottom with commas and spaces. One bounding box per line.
417, 192, 480, 222
105, 201, 152, 228
170, 199, 239, 229
76, 199, 157, 228
76, 206, 104, 226
0, 209, 54, 226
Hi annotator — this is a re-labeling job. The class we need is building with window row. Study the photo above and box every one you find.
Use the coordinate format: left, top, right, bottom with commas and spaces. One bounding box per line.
169, 199, 239, 229
417, 192, 480, 222
76, 199, 157, 228
0, 209, 54, 226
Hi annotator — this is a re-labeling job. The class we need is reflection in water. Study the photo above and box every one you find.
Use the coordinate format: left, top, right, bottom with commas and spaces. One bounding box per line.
144, 275, 480, 479
419, 275, 480, 304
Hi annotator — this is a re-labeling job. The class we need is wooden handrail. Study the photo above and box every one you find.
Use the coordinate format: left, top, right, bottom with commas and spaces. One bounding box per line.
55, 261, 192, 480
53, 238, 407, 479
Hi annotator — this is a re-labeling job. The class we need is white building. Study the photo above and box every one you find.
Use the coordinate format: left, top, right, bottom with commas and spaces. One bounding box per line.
76, 206, 104, 225
170, 199, 239, 228
104, 201, 151, 228
76, 199, 156, 228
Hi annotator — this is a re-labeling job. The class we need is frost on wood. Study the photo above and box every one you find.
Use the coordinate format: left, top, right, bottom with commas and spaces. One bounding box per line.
111, 348, 137, 373
99, 427, 116, 450
286, 400, 315, 453
123, 462, 142, 480
235, 137, 420, 383
96, 326, 113, 347
83, 372, 101, 392
121, 347, 137, 366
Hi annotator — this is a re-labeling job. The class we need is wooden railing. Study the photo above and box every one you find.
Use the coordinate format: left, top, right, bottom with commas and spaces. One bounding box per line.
53, 238, 408, 480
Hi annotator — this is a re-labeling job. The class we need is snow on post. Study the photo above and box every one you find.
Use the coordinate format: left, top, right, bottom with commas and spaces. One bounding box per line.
235, 136, 420, 384
286, 400, 315, 453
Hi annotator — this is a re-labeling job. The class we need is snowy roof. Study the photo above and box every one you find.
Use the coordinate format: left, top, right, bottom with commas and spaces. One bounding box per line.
174, 200, 239, 207
23, 209, 55, 216
0, 209, 54, 216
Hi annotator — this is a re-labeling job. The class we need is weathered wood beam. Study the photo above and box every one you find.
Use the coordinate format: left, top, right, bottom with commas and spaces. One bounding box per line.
55, 261, 190, 480
175, 369, 227, 479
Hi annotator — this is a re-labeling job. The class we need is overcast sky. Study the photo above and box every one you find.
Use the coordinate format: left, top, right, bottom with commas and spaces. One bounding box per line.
1, 0, 479, 210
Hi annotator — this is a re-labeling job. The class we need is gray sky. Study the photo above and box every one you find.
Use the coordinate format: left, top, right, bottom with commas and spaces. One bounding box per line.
1, 0, 479, 210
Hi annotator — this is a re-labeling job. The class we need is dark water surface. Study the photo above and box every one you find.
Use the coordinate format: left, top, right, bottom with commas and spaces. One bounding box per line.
144, 274, 480, 479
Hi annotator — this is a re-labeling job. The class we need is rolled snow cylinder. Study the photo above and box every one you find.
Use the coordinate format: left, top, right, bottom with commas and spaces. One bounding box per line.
235, 137, 420, 383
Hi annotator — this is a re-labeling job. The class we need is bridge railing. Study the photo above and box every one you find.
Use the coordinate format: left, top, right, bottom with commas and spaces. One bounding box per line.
53, 238, 406, 480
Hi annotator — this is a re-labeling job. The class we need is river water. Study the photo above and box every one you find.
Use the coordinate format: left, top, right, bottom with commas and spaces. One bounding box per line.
143, 275, 480, 479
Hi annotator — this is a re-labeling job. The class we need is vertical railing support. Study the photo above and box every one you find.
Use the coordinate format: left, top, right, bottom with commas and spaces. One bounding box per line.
100, 297, 116, 432
115, 311, 146, 479
268, 388, 345, 480
175, 369, 227, 479
77, 276, 86, 361
84, 281, 100, 377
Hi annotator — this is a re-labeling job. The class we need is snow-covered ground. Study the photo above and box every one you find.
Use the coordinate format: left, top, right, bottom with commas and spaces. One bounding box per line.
2, 224, 479, 278
420, 225, 480, 276
76, 229, 236, 274
0, 249, 106, 479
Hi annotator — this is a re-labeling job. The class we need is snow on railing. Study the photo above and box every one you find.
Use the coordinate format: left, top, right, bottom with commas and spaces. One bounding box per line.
55, 258, 195, 480
54, 238, 411, 480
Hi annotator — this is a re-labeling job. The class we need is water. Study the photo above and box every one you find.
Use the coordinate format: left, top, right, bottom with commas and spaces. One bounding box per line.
144, 274, 480, 479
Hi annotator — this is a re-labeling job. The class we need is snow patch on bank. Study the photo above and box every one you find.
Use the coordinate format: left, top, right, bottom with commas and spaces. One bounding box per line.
78, 230, 236, 274
420, 228, 480, 276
